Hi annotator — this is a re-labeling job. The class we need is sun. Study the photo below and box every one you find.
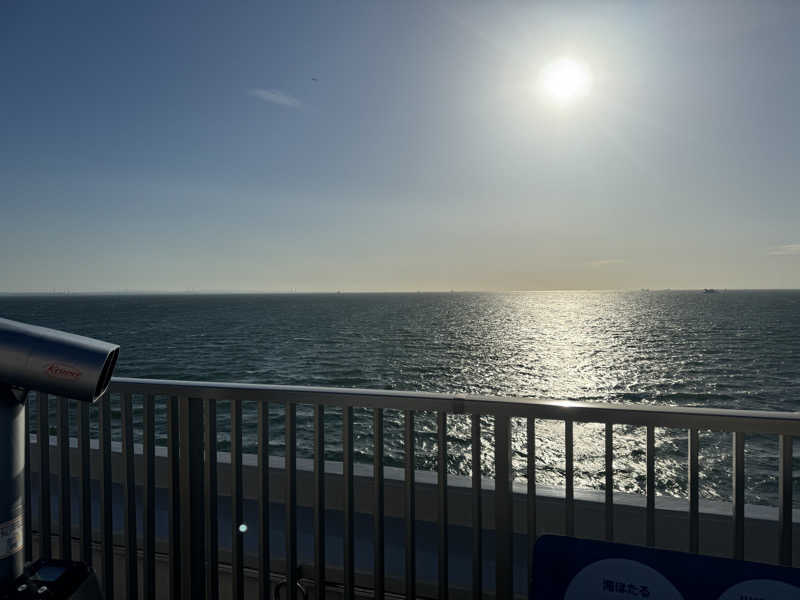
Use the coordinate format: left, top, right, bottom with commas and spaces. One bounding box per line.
539, 57, 592, 107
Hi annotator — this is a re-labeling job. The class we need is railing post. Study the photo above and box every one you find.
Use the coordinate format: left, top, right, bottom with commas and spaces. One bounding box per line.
343, 406, 354, 599
206, 399, 220, 600
231, 400, 243, 600
143, 395, 156, 600
99, 393, 112, 599
78, 400, 91, 564
527, 417, 537, 593
438, 410, 448, 600
57, 397, 71, 561
564, 420, 574, 537
168, 395, 181, 600
121, 393, 137, 598
38, 392, 51, 561
733, 432, 745, 560
258, 401, 269, 600
373, 407, 384, 600
495, 415, 513, 599
471, 414, 482, 600
646, 425, 655, 547
23, 399, 32, 564
286, 402, 298, 600
688, 429, 699, 553
314, 404, 326, 600
179, 396, 205, 600
404, 410, 416, 600
605, 423, 613, 541
778, 435, 793, 566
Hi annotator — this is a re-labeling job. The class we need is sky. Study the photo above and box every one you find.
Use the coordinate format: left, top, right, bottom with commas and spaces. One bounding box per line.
2, 1, 799, 292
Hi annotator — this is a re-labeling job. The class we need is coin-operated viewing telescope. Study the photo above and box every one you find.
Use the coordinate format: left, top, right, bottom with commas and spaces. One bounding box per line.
0, 317, 119, 599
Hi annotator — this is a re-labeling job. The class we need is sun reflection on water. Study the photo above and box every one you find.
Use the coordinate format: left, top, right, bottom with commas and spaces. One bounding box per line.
336, 291, 794, 505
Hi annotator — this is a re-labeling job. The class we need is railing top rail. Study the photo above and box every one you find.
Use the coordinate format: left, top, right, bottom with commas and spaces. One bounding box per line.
110, 377, 800, 435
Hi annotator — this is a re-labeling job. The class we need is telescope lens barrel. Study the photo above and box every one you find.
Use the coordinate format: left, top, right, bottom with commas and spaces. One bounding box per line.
0, 318, 120, 403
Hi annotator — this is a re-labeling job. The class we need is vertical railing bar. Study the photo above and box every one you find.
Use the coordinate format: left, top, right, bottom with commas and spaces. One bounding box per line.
286, 402, 298, 600
314, 405, 325, 600
38, 392, 52, 561
168, 395, 181, 600
404, 410, 416, 600
605, 423, 614, 541
527, 417, 536, 591
99, 392, 113, 599
495, 415, 513, 599
564, 420, 574, 537
733, 431, 745, 560
57, 397, 71, 561
143, 394, 156, 600
373, 407, 384, 600
231, 399, 243, 600
180, 396, 205, 600
778, 434, 793, 566
646, 425, 655, 547
122, 392, 138, 599
258, 401, 269, 600
205, 398, 219, 600
39, 391, 52, 561
471, 414, 483, 600
78, 400, 91, 563
471, 415, 482, 600
23, 397, 32, 563
343, 406, 354, 600
689, 429, 699, 553
438, 410, 448, 600
179, 396, 206, 600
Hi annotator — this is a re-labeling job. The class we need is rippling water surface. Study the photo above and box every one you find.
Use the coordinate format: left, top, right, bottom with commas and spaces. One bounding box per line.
2, 291, 799, 505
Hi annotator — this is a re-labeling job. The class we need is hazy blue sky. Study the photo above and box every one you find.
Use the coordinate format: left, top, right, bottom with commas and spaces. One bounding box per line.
2, 1, 799, 292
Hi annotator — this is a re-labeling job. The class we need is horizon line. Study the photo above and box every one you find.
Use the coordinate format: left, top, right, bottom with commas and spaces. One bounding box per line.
2, 288, 800, 296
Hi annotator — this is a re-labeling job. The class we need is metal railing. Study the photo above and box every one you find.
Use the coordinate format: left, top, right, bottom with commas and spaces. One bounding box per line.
26, 377, 800, 599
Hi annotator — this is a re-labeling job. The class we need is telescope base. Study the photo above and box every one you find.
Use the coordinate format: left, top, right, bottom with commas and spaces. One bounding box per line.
1, 559, 102, 600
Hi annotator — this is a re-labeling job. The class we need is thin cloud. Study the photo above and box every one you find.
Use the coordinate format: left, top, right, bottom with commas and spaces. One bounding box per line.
249, 88, 301, 108
588, 259, 625, 267
768, 244, 800, 256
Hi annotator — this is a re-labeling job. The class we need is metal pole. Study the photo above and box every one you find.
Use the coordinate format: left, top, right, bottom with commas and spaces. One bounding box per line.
0, 385, 25, 593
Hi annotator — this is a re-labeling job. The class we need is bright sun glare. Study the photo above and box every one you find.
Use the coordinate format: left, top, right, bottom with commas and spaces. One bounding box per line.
540, 57, 592, 107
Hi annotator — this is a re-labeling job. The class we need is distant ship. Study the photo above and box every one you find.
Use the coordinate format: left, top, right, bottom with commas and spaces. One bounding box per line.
703, 288, 718, 294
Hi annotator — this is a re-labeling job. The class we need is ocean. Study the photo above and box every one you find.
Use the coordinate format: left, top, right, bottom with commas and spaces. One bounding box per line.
2, 291, 798, 506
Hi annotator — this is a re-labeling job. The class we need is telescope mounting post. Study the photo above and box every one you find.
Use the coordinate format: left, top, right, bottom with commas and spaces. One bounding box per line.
0, 384, 25, 594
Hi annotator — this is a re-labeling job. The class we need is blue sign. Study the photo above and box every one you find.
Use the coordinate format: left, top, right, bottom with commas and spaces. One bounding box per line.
532, 535, 800, 599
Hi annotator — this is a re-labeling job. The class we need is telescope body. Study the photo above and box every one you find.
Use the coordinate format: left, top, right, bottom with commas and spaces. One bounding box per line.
0, 317, 119, 595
